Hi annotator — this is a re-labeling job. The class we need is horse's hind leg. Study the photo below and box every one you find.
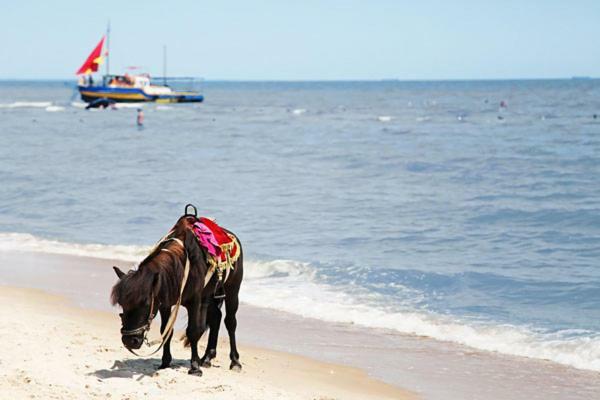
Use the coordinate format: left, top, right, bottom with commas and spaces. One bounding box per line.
224, 295, 241, 371
200, 298, 223, 367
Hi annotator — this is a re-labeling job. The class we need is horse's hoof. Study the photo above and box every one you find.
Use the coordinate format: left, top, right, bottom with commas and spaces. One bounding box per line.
157, 363, 171, 370
230, 361, 242, 371
201, 358, 212, 368
188, 368, 203, 376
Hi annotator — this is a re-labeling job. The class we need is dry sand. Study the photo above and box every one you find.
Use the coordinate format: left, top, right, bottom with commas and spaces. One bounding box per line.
0, 286, 415, 400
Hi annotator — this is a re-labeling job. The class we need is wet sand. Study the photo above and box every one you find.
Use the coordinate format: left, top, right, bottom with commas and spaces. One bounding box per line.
0, 250, 599, 399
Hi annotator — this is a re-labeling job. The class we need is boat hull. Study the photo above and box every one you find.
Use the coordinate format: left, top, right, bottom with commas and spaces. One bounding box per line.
78, 86, 204, 103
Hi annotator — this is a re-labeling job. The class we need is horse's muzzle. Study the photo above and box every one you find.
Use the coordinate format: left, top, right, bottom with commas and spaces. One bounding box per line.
122, 334, 143, 349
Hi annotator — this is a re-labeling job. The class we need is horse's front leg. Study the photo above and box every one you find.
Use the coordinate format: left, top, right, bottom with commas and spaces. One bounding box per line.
158, 306, 173, 369
186, 297, 208, 376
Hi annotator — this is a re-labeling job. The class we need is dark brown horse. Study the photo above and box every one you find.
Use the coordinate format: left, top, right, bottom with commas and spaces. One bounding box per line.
110, 215, 243, 375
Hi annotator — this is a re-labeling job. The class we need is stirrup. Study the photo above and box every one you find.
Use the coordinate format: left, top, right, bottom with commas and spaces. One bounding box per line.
213, 282, 226, 299
213, 288, 226, 299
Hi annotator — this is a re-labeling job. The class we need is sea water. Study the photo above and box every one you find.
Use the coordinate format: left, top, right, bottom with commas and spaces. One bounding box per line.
0, 79, 599, 373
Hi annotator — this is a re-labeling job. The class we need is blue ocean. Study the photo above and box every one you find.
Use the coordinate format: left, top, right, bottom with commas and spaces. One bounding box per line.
1, 79, 599, 371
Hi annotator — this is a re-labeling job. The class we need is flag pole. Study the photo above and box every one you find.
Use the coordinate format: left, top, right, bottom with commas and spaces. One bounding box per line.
106, 20, 111, 78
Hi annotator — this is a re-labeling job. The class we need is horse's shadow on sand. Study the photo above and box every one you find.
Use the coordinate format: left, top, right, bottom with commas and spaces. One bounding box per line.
90, 358, 189, 381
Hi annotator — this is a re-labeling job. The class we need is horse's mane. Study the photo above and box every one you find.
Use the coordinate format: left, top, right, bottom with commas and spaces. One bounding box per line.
110, 216, 199, 307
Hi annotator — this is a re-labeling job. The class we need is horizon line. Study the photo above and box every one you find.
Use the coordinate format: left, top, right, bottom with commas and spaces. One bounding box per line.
0, 76, 597, 83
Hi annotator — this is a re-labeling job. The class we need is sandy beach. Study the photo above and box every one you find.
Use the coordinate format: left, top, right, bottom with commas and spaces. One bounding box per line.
1, 250, 599, 400
0, 285, 413, 400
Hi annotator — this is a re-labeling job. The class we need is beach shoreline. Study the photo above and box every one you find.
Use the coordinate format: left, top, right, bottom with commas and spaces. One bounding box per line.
0, 285, 414, 400
1, 250, 599, 400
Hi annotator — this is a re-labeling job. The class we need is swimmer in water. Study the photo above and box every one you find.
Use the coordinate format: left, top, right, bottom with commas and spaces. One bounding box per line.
137, 108, 144, 127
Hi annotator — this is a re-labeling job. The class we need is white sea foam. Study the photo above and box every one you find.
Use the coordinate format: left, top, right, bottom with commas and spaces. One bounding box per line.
292, 108, 306, 115
71, 102, 87, 109
242, 259, 600, 372
377, 115, 393, 122
1, 232, 599, 372
45, 106, 65, 112
0, 101, 53, 109
0, 232, 148, 262
115, 103, 143, 109
156, 105, 173, 111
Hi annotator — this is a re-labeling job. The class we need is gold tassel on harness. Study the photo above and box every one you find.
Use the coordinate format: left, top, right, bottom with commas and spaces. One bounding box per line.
207, 234, 240, 299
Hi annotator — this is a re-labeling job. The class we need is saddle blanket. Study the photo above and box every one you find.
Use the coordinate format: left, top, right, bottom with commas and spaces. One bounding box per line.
191, 217, 240, 270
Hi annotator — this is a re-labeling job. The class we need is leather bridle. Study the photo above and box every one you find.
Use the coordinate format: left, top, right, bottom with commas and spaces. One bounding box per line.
120, 295, 156, 337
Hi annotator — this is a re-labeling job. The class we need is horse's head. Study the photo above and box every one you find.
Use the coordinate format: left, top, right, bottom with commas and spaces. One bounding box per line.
110, 265, 160, 350
109, 218, 201, 351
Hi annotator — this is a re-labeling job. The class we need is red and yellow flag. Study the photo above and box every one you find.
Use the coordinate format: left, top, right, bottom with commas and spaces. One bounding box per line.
76, 36, 106, 75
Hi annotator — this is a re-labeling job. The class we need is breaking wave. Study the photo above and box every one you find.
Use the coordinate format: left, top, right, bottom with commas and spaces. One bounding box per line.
0, 101, 53, 109
115, 103, 143, 109
0, 232, 148, 262
45, 106, 65, 112
241, 259, 600, 372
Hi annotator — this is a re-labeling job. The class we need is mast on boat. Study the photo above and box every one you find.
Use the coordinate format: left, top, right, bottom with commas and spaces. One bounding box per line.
163, 45, 167, 86
106, 20, 111, 77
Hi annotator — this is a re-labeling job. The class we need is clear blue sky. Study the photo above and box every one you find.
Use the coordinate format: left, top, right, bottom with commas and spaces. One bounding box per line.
1, 1, 599, 80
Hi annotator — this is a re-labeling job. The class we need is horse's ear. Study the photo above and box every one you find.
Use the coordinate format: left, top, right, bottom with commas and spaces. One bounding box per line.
113, 266, 126, 279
